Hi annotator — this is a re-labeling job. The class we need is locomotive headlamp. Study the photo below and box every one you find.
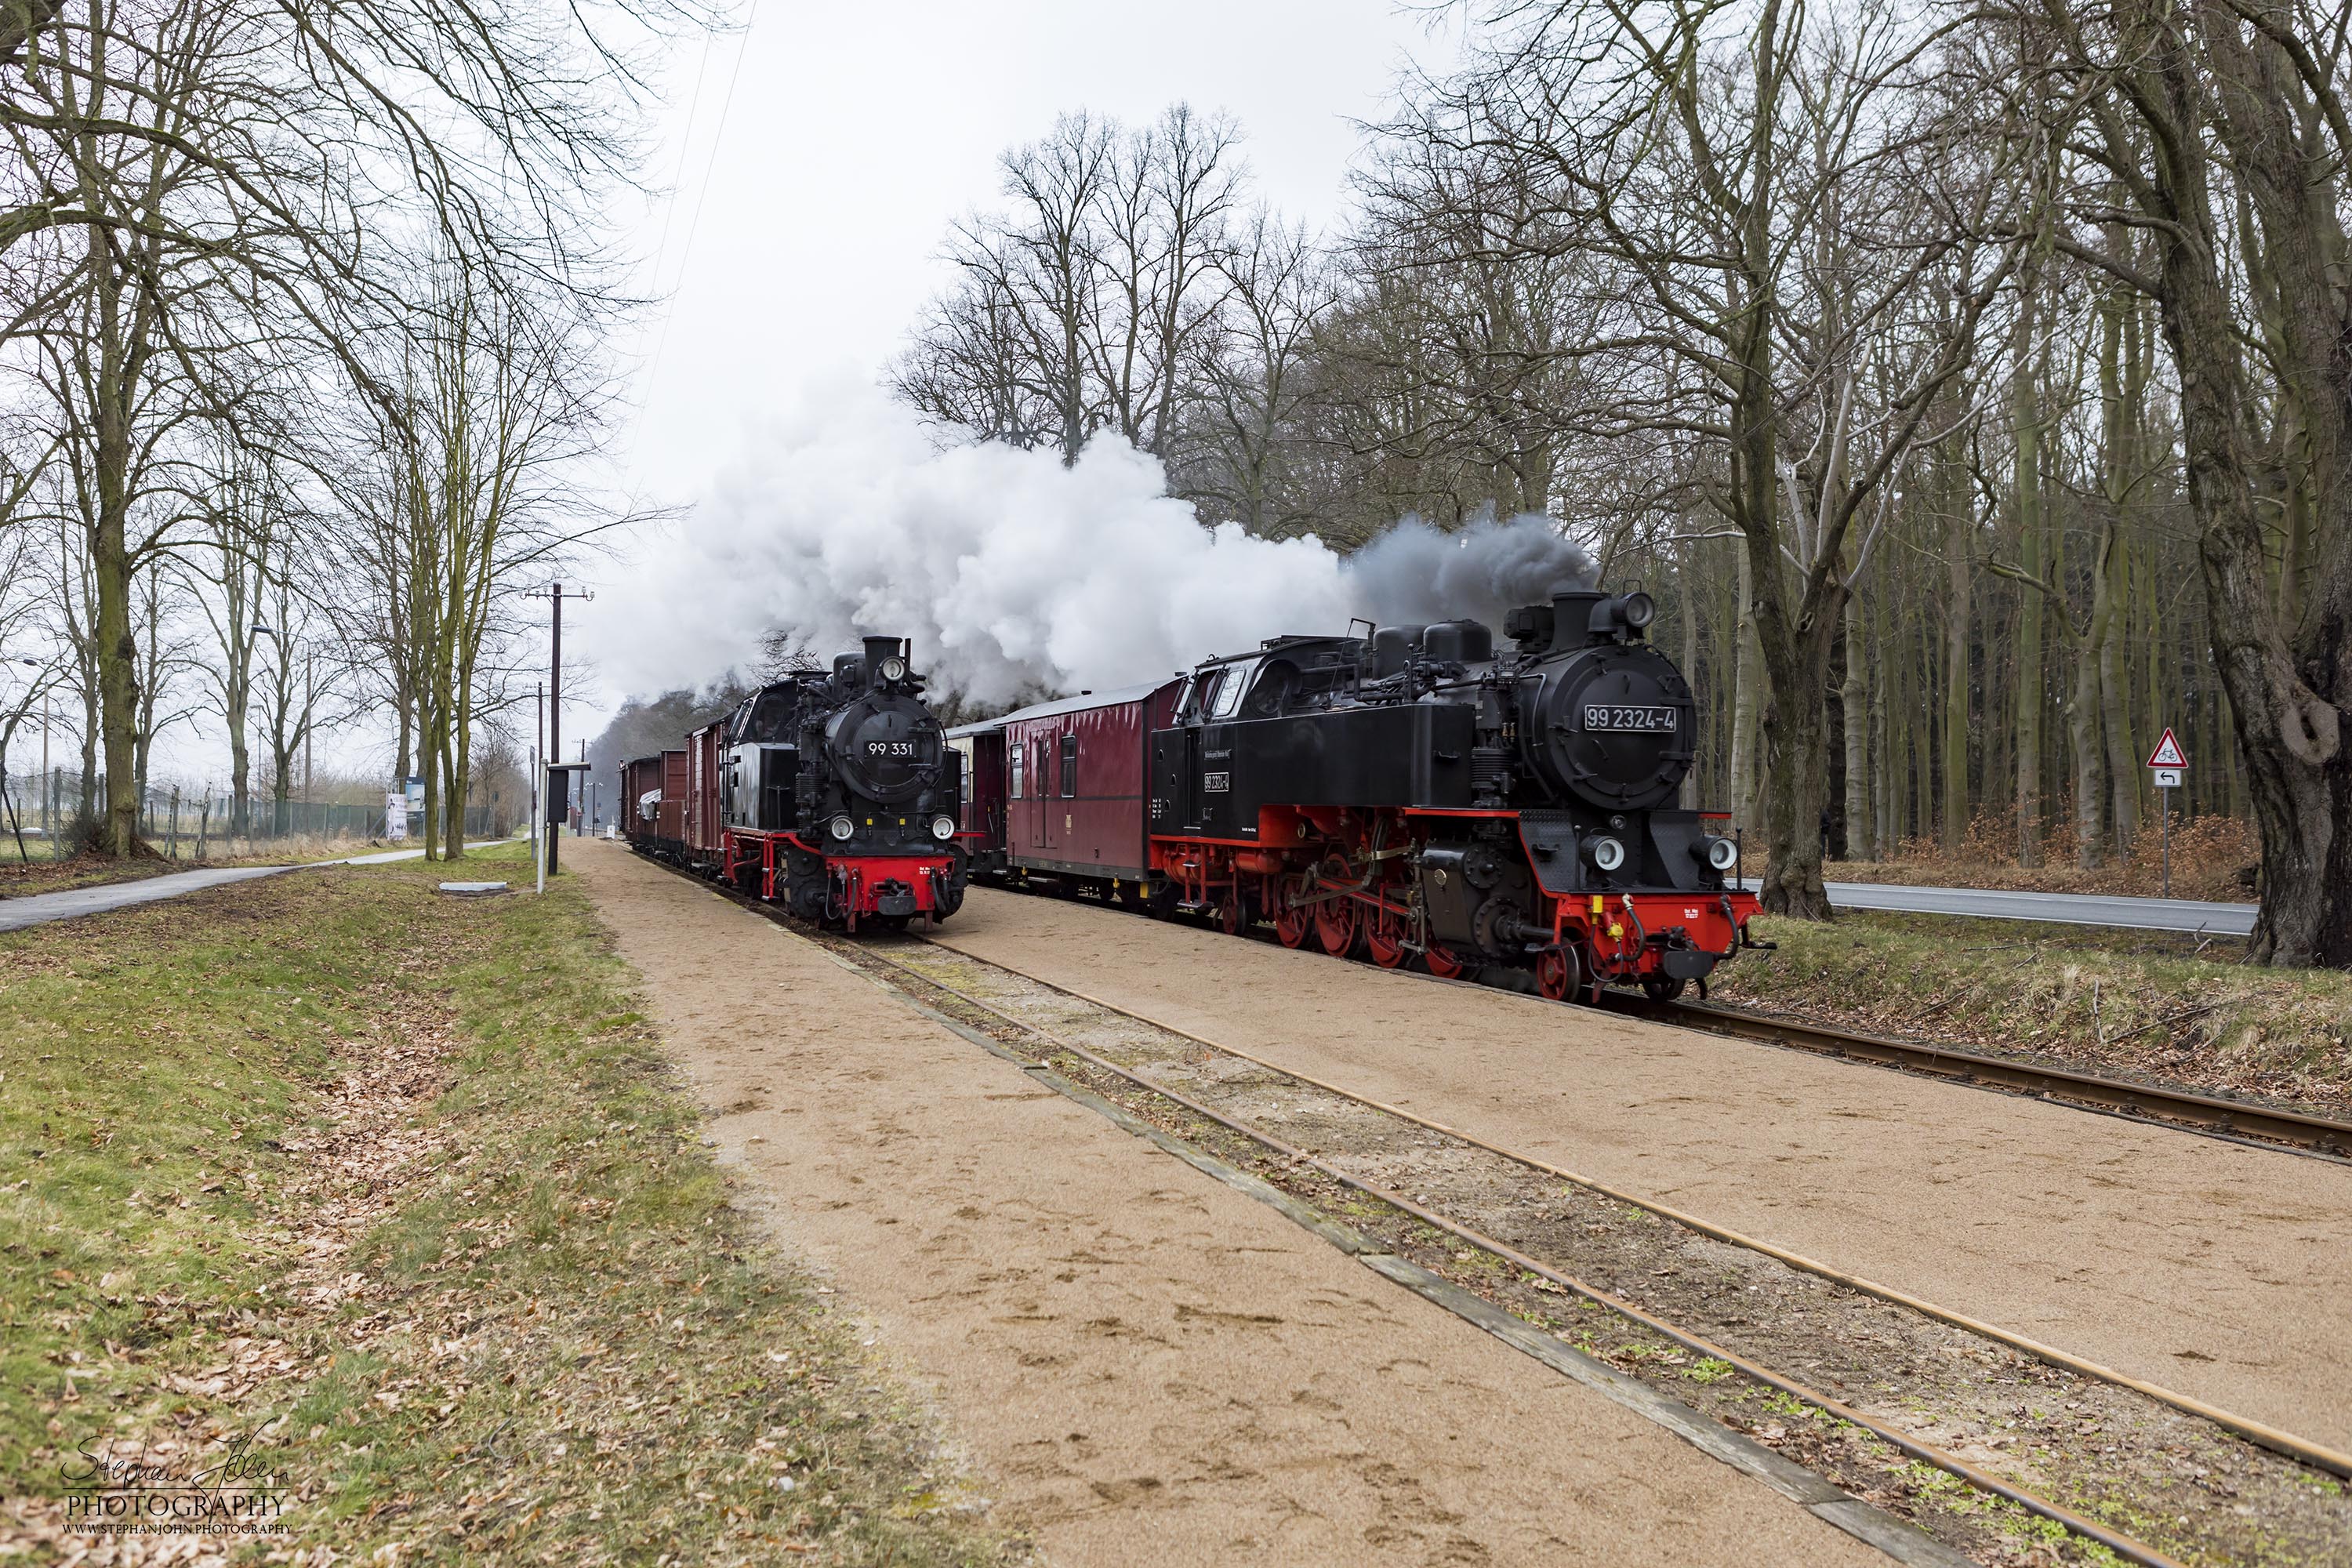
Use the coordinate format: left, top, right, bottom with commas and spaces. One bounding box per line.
828, 815, 855, 841
1588, 835, 1626, 873
1704, 835, 1739, 872
930, 815, 956, 841
880, 655, 908, 681
1618, 592, 1656, 630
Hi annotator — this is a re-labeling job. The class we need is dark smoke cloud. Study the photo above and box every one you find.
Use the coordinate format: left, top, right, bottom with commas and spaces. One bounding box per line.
1341, 508, 1602, 628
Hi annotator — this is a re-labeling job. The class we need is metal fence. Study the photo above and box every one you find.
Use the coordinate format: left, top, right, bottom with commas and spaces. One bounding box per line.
0, 769, 501, 860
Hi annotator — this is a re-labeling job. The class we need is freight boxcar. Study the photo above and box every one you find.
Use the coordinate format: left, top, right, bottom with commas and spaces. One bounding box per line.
620, 754, 665, 853
685, 718, 726, 872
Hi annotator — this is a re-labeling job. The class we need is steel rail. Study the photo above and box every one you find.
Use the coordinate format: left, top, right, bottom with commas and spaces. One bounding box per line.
1192, 880, 2351, 1160
891, 932, 2352, 1486
1630, 996, 2352, 1158
830, 935, 2192, 1568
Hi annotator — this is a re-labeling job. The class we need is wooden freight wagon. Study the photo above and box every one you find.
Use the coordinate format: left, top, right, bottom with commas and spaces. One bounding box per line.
684, 719, 727, 873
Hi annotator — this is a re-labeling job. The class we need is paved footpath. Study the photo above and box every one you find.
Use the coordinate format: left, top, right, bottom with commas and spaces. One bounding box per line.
0, 840, 520, 933
572, 842, 1896, 1568
1824, 880, 2255, 935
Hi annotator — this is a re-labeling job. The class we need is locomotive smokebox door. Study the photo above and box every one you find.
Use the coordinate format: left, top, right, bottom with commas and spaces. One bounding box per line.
829, 699, 940, 804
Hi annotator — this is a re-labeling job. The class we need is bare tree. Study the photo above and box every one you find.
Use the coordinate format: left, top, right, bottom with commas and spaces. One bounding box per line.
2006, 0, 2352, 963
893, 105, 1243, 465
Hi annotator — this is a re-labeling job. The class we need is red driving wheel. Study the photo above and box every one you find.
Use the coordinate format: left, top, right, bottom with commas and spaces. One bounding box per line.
1423, 943, 1467, 978
1275, 898, 1312, 948
1366, 913, 1408, 968
1315, 894, 1359, 956
1313, 855, 1359, 956
1536, 948, 1576, 1001
1219, 891, 1248, 935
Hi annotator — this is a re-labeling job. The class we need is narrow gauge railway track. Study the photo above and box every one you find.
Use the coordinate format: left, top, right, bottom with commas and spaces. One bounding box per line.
1036, 878, 2352, 1161
1623, 995, 2352, 1161
655, 858, 2352, 1568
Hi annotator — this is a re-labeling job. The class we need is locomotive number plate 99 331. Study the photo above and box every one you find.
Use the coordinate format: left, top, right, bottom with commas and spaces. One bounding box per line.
1583, 705, 1676, 732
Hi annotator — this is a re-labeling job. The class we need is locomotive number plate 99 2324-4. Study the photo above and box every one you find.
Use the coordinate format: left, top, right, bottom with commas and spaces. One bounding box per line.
1582, 705, 1676, 732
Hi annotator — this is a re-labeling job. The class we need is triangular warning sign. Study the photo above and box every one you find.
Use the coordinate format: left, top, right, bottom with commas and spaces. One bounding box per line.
2147, 728, 2187, 768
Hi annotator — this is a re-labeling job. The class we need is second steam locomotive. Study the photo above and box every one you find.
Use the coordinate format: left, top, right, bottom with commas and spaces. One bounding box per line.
622, 635, 968, 930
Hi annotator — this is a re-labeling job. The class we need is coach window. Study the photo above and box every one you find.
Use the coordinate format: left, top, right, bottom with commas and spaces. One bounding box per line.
1060, 731, 1078, 797
1010, 742, 1024, 800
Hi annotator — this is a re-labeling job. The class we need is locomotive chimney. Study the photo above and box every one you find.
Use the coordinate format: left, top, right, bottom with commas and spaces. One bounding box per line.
862, 634, 902, 683
1548, 590, 1606, 653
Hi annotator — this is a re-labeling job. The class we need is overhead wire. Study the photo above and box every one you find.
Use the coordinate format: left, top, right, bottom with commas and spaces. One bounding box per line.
634, 0, 764, 426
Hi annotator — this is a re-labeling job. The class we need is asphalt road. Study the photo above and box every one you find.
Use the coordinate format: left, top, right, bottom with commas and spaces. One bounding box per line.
1822, 879, 2256, 935
0, 865, 296, 932
0, 840, 521, 933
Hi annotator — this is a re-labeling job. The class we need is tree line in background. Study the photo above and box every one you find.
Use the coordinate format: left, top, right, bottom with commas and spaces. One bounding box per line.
893, 0, 2352, 968
0, 0, 696, 862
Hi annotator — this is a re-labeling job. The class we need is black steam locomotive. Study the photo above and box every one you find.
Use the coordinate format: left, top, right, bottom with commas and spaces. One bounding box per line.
954, 586, 1759, 1001
624, 635, 970, 931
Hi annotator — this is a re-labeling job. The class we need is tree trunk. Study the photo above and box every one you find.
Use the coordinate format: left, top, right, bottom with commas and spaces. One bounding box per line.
1842, 573, 1871, 861
2095, 276, 2140, 858
1942, 485, 1970, 851
2098, 538, 2140, 857
1755, 673, 1834, 915
2117, 3, 2351, 963
2013, 275, 2045, 866
1681, 546, 1701, 809
2071, 524, 2114, 869
1728, 538, 1761, 832
90, 246, 140, 857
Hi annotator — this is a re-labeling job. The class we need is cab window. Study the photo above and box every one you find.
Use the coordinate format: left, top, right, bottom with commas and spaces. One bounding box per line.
1209, 658, 1258, 720
745, 688, 793, 742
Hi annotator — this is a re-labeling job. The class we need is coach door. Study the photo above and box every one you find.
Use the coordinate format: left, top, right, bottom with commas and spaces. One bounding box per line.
1029, 735, 1048, 850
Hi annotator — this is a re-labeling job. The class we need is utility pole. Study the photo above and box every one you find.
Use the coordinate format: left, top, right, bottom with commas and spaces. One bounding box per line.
532, 681, 543, 896
532, 582, 592, 876
303, 651, 313, 826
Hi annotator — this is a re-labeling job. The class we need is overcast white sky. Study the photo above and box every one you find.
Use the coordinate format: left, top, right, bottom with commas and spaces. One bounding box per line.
613, 1, 1455, 507
142, 1, 1458, 789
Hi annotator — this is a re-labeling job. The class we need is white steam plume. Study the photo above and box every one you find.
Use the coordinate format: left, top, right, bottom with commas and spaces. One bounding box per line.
586, 380, 1599, 709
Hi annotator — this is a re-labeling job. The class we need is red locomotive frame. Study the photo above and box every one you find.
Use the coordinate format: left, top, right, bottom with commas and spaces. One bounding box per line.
718, 824, 963, 930
1145, 804, 1757, 1001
